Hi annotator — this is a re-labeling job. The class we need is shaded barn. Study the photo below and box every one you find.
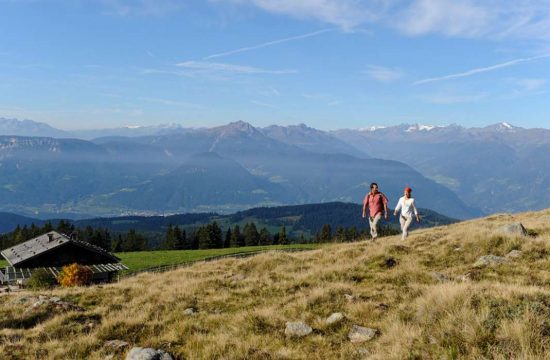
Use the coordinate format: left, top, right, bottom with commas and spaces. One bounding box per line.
0, 231, 127, 284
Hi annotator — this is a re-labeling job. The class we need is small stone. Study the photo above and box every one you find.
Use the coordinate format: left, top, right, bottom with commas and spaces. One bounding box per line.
456, 273, 472, 282
183, 308, 196, 316
325, 312, 345, 326
454, 247, 462, 252
431, 272, 450, 283
506, 250, 523, 258
285, 321, 313, 338
105, 340, 130, 351
125, 347, 174, 360
104, 355, 114, 360
357, 347, 370, 357
344, 294, 354, 302
50, 296, 61, 303
349, 325, 377, 343
473, 255, 508, 267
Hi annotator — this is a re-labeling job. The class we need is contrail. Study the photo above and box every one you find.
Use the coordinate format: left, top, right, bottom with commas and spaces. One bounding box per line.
414, 53, 550, 85
203, 28, 335, 60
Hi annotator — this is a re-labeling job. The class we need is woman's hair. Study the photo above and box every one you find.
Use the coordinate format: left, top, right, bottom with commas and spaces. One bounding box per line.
370, 182, 378, 189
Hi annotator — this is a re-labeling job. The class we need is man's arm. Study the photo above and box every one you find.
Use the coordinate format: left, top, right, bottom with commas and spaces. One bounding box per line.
362, 195, 369, 218
383, 194, 389, 219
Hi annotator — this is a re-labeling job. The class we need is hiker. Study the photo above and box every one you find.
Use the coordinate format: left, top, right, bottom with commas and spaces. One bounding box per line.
393, 187, 420, 240
362, 182, 389, 240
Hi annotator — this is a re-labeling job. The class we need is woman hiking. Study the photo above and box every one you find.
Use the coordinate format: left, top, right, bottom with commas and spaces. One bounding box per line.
393, 187, 420, 240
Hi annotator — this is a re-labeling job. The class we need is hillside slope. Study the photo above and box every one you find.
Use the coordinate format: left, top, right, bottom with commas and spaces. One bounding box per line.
2, 210, 550, 359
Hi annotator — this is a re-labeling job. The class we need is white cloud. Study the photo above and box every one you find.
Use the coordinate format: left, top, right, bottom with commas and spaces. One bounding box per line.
100, 0, 184, 16
364, 64, 403, 82
204, 28, 334, 59
514, 78, 546, 92
218, 0, 382, 31
220, 0, 550, 40
414, 53, 550, 85
176, 61, 297, 74
394, 0, 493, 38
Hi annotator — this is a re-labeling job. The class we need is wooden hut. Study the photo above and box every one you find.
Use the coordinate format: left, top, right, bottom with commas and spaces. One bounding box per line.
0, 231, 127, 285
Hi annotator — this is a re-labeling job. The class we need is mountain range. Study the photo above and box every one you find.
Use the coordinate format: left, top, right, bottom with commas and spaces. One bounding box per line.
2, 117, 548, 218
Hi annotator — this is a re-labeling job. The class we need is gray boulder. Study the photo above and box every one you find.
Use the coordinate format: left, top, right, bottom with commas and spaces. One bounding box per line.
498, 223, 528, 237
431, 272, 450, 283
105, 340, 130, 351
325, 312, 345, 326
125, 347, 174, 360
285, 321, 313, 338
183, 308, 196, 316
506, 250, 523, 258
473, 255, 508, 267
348, 325, 377, 343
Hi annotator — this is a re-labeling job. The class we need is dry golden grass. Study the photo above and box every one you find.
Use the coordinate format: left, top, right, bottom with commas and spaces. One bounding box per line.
2, 209, 550, 359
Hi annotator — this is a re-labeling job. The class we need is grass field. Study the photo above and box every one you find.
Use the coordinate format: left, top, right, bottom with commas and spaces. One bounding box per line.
116, 244, 320, 273
2, 210, 550, 359
0, 244, 320, 271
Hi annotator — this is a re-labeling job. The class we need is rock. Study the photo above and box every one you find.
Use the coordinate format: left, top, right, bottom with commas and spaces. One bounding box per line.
125, 347, 174, 360
105, 340, 130, 351
50, 296, 61, 303
431, 272, 450, 283
28, 296, 84, 313
474, 255, 508, 267
498, 223, 528, 237
183, 308, 196, 316
506, 250, 523, 258
357, 347, 370, 357
325, 312, 345, 326
456, 274, 471, 282
285, 321, 313, 338
104, 355, 114, 360
348, 325, 377, 343
344, 294, 355, 302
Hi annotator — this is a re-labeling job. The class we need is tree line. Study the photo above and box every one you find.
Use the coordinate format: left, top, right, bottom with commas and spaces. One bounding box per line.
1, 219, 399, 253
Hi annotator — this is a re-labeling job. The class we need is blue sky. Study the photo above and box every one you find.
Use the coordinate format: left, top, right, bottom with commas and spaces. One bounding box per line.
0, 0, 549, 130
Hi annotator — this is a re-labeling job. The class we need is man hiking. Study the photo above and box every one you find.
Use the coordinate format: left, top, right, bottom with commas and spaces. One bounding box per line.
393, 186, 420, 240
362, 182, 389, 240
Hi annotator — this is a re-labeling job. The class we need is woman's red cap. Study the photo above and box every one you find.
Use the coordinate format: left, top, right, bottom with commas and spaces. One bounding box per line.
404, 187, 412, 192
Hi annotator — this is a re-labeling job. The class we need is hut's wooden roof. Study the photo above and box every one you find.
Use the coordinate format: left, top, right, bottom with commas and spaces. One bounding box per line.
0, 231, 119, 266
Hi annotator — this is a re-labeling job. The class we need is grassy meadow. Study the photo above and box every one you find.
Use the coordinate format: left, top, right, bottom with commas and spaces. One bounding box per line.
0, 244, 320, 272
2, 209, 550, 359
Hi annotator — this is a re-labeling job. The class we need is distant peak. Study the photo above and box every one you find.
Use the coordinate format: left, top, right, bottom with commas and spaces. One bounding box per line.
405, 124, 443, 133
359, 126, 386, 132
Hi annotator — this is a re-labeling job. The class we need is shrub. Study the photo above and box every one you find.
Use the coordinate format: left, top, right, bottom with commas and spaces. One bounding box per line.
26, 269, 57, 290
57, 263, 93, 287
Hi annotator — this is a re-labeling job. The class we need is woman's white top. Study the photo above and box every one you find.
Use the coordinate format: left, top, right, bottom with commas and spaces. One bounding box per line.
395, 196, 418, 219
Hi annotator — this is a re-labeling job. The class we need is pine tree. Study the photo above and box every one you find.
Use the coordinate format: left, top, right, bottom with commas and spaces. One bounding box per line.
209, 222, 223, 249
161, 225, 176, 250
244, 222, 259, 246
335, 226, 345, 242
174, 227, 187, 250
230, 225, 244, 247
319, 224, 332, 243
258, 227, 271, 246
278, 225, 289, 245
224, 227, 232, 248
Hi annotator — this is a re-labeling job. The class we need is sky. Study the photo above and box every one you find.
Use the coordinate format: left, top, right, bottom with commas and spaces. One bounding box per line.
0, 0, 549, 130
